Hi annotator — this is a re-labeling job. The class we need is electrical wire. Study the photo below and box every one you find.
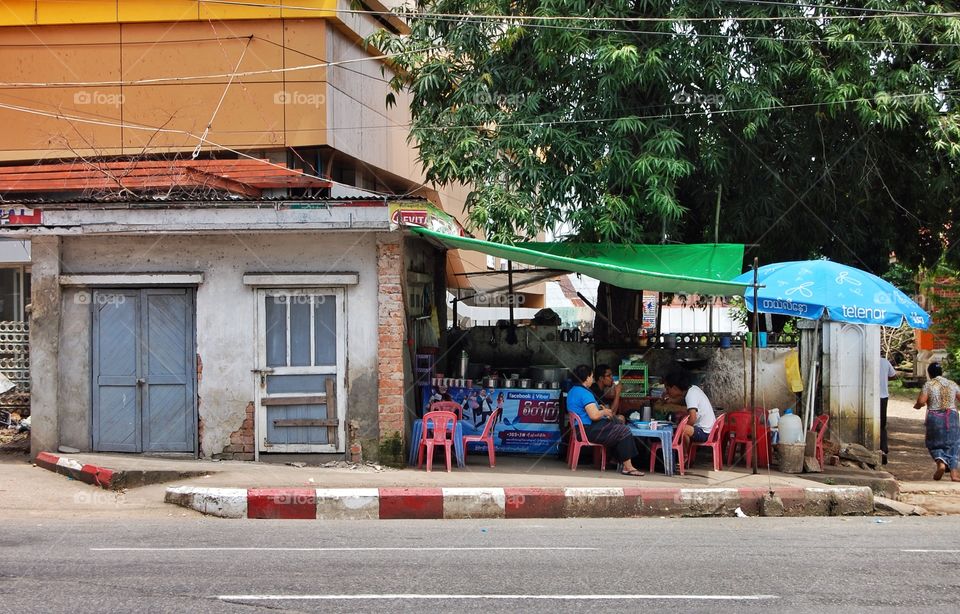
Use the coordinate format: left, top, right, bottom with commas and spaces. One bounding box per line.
386, 13, 960, 49
722, 0, 955, 17
192, 36, 253, 158
0, 10, 953, 91
252, 35, 393, 84
0, 46, 439, 88
3, 86, 951, 200
0, 87, 953, 139
0, 99, 405, 196
192, 0, 958, 22
0, 35, 254, 48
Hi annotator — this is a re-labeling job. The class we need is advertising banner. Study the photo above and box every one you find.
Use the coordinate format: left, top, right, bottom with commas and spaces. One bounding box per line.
423, 385, 562, 455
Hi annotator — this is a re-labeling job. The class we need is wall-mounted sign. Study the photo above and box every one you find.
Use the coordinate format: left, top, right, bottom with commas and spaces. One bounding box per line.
389, 202, 464, 237
0, 208, 41, 226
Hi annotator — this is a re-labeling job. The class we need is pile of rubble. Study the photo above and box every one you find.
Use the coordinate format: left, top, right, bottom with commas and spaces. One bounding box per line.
816, 439, 884, 471
285, 460, 396, 473
0, 411, 29, 453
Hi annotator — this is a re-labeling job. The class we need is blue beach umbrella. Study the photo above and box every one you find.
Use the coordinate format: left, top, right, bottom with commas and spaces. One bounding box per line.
731, 260, 931, 329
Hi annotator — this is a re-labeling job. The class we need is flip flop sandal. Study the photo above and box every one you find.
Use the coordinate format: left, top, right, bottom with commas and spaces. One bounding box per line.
620, 469, 645, 477
934, 461, 946, 481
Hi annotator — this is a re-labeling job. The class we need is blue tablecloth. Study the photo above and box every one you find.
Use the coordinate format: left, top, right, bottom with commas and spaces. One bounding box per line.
627, 422, 675, 476
408, 419, 465, 468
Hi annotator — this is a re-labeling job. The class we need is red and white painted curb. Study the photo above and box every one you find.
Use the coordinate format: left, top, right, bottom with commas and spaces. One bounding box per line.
34, 451, 116, 489
164, 485, 875, 520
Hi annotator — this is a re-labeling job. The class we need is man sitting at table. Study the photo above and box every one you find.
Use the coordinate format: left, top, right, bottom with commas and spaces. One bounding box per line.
662, 369, 716, 448
568, 364, 644, 477
590, 364, 622, 417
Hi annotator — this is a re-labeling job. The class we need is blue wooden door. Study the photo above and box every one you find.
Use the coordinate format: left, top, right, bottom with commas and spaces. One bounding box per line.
92, 288, 196, 453
91, 290, 140, 452
256, 289, 345, 453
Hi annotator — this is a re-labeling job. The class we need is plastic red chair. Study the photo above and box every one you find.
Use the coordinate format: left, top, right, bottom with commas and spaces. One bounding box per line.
566, 411, 607, 471
649, 416, 690, 476
724, 411, 756, 468
687, 413, 727, 471
810, 414, 830, 467
417, 410, 457, 472
428, 400, 463, 421
462, 408, 501, 467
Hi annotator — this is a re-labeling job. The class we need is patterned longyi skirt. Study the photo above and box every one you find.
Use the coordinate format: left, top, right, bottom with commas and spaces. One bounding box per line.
925, 409, 960, 469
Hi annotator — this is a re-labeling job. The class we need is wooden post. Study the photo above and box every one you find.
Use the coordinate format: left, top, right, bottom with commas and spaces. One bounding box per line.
751, 257, 759, 475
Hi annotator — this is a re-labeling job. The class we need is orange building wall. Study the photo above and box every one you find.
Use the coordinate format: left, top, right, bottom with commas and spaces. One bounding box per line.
0, 5, 485, 287
0, 19, 336, 159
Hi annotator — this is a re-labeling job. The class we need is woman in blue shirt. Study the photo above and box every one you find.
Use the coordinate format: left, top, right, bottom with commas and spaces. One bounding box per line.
568, 364, 643, 476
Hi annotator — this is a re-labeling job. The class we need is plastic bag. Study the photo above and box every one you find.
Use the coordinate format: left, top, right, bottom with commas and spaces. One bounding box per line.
785, 350, 803, 393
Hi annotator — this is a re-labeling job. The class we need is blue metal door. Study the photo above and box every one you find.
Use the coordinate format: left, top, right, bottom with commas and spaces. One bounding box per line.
92, 288, 196, 453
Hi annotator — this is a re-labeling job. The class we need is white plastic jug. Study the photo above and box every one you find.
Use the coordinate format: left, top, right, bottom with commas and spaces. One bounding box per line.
778, 409, 804, 445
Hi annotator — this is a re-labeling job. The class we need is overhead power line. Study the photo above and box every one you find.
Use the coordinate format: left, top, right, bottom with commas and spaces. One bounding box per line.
0, 88, 953, 137
193, 0, 958, 21
0, 46, 436, 88
401, 13, 960, 48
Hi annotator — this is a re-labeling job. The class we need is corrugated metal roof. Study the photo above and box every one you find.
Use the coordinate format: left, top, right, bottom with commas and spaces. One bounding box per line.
0, 193, 411, 209
0, 159, 332, 200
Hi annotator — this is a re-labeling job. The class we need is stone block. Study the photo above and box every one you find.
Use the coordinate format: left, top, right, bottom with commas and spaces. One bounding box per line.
760, 493, 784, 517
315, 488, 380, 520
831, 487, 874, 515
442, 488, 506, 519
562, 487, 634, 518
165, 486, 247, 518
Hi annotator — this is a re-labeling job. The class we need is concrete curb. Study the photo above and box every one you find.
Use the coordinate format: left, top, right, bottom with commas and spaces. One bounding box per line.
164, 485, 876, 519
35, 451, 117, 489
35, 452, 210, 490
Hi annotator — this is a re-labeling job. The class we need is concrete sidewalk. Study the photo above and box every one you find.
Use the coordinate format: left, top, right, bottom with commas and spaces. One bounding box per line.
34, 451, 876, 519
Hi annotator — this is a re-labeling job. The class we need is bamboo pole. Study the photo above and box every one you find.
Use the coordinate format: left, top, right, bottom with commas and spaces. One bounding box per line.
751, 257, 759, 475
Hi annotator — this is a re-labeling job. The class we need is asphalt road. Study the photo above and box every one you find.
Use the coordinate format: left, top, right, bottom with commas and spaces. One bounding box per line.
3, 517, 960, 613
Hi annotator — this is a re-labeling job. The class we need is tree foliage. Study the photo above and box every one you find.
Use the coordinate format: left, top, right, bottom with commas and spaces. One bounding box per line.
374, 1, 960, 272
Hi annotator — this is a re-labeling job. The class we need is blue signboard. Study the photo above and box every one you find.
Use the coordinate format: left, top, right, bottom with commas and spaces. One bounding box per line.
423, 386, 562, 455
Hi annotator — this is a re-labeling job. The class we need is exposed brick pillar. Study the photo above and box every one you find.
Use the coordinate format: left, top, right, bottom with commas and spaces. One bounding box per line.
213, 402, 255, 461
377, 235, 406, 444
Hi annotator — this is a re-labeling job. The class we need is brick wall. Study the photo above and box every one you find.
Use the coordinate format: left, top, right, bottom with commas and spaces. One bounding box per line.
923, 276, 959, 350
377, 236, 406, 443
213, 401, 255, 461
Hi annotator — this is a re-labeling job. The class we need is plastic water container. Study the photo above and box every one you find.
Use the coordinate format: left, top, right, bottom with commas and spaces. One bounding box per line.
778, 409, 803, 445
767, 408, 781, 444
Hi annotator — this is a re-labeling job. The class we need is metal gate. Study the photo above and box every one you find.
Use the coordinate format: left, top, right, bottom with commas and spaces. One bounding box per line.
91, 288, 197, 453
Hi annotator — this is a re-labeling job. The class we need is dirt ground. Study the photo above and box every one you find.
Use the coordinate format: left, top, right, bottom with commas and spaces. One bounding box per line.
883, 393, 960, 514
885, 394, 935, 481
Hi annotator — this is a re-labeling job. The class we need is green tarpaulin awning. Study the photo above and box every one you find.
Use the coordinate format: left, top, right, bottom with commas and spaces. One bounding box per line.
412, 226, 749, 296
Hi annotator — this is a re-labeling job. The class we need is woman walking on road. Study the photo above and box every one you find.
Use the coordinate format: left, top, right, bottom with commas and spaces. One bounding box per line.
914, 362, 960, 481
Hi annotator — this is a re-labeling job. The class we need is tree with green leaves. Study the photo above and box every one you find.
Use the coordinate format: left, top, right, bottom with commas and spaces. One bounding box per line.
373, 1, 960, 274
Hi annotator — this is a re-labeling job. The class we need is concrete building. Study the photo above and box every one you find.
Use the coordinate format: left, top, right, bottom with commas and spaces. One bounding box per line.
0, 1, 467, 460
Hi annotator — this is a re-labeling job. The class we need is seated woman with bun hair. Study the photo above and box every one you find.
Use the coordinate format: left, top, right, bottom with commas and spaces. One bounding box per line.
567, 364, 643, 476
